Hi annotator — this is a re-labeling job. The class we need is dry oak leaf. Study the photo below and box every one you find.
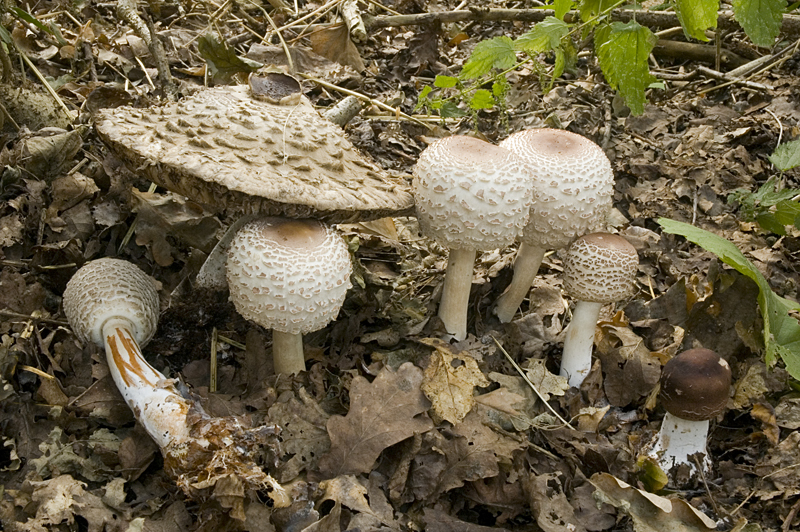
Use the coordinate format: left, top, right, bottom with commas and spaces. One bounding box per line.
318, 362, 434, 478
319, 475, 394, 527
420, 337, 490, 424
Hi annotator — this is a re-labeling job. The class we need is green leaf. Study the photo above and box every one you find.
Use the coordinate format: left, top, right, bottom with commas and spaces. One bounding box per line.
595, 21, 657, 115
461, 36, 516, 79
470, 89, 495, 110
554, 0, 576, 20
440, 101, 468, 118
515, 17, 570, 55
658, 218, 800, 380
11, 7, 52, 36
769, 139, 800, 171
675, 0, 719, 41
0, 24, 11, 44
578, 0, 622, 23
197, 34, 262, 83
732, 0, 787, 47
434, 75, 458, 88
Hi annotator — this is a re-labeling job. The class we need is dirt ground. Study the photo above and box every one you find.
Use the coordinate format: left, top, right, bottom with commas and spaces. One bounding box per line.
1, 1, 800, 531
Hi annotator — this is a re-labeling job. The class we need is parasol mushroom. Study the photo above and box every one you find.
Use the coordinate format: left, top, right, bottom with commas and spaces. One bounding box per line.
560, 233, 638, 387
494, 129, 614, 323
413, 135, 532, 340
63, 258, 289, 514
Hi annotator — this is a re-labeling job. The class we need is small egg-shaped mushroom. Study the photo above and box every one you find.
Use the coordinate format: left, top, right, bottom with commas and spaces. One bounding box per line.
413, 135, 532, 341
226, 217, 352, 375
650, 348, 731, 476
494, 129, 614, 323
560, 233, 638, 387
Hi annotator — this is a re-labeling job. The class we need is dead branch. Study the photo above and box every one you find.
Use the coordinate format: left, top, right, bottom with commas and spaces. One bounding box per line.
363, 8, 800, 37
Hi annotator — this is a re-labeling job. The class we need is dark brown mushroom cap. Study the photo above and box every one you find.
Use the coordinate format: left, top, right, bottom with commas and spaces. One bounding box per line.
660, 348, 731, 421
95, 84, 413, 223
562, 233, 638, 303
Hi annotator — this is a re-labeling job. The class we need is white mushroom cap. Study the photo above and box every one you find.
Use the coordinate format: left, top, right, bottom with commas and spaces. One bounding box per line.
563, 233, 638, 304
226, 218, 352, 335
63, 258, 159, 347
500, 129, 614, 250
413, 136, 532, 251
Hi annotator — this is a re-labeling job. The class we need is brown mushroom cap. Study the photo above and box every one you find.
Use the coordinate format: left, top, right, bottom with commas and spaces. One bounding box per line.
660, 348, 731, 421
226, 217, 352, 335
563, 233, 638, 303
412, 136, 531, 251
95, 80, 413, 223
500, 129, 613, 250
63, 258, 159, 348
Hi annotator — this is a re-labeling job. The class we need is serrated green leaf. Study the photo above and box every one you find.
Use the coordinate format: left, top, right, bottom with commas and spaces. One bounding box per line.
440, 101, 468, 118
658, 218, 800, 380
470, 89, 495, 110
774, 199, 800, 226
755, 212, 788, 235
515, 17, 570, 54
461, 36, 516, 79
434, 75, 458, 88
415, 86, 433, 111
675, 0, 719, 41
595, 21, 656, 115
732, 0, 787, 47
769, 139, 800, 171
198, 34, 262, 83
492, 77, 509, 98
578, 0, 621, 23
554, 0, 576, 20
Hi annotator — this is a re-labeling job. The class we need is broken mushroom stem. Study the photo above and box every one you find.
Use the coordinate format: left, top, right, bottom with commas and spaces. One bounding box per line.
64, 258, 289, 512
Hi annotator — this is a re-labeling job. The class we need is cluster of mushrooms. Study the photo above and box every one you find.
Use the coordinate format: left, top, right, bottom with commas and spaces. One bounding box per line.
62, 77, 732, 511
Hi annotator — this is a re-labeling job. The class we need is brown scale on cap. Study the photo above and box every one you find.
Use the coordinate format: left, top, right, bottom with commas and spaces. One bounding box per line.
563, 233, 638, 303
660, 348, 731, 421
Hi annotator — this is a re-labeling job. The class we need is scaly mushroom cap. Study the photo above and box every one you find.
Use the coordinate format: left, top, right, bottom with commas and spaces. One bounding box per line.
95, 80, 413, 223
563, 233, 638, 303
500, 129, 613, 250
412, 136, 531, 251
660, 348, 731, 421
63, 258, 159, 347
227, 218, 352, 335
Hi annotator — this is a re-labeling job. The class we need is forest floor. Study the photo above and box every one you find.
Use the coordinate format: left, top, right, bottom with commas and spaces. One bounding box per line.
1, 1, 800, 531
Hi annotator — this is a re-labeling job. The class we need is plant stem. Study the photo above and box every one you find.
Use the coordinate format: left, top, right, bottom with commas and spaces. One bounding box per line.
438, 247, 477, 341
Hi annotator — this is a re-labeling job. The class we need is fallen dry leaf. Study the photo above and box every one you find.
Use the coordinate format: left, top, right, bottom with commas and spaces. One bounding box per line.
421, 337, 490, 424
527, 472, 587, 532
318, 362, 434, 478
595, 323, 660, 407
590, 472, 717, 531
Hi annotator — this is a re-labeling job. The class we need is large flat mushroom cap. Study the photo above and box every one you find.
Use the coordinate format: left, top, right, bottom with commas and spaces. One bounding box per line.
95, 84, 414, 223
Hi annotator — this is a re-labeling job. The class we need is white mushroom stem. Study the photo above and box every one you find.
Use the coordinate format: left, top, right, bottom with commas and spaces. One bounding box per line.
494, 242, 547, 323
650, 413, 711, 472
102, 317, 192, 449
272, 330, 306, 375
560, 300, 603, 387
438, 247, 477, 341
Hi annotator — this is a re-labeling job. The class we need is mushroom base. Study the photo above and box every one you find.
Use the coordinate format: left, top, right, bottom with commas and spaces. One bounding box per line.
650, 412, 711, 474
560, 300, 603, 387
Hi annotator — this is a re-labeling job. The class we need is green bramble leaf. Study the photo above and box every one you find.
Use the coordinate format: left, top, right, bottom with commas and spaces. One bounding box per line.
461, 36, 516, 79
595, 21, 656, 115
732, 0, 787, 47
675, 0, 719, 41
470, 89, 495, 110
515, 17, 570, 54
434, 75, 458, 88
553, 0, 576, 20
440, 101, 467, 118
769, 139, 800, 171
658, 218, 800, 380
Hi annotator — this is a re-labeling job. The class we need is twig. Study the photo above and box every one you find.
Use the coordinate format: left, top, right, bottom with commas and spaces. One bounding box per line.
491, 335, 574, 429
210, 327, 218, 393
693, 454, 721, 518
765, 108, 783, 148
297, 73, 432, 129
17, 51, 73, 122
0, 309, 68, 327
